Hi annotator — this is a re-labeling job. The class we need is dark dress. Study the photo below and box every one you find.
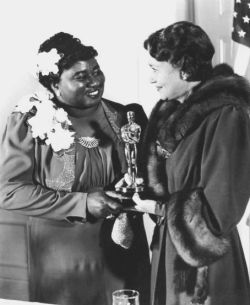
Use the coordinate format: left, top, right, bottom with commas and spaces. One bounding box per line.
0, 98, 150, 305
143, 66, 250, 305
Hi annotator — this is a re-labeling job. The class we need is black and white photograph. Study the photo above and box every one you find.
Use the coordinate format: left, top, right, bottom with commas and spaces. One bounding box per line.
0, 1, 249, 304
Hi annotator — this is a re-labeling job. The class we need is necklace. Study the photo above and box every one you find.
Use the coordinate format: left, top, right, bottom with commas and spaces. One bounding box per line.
78, 136, 100, 148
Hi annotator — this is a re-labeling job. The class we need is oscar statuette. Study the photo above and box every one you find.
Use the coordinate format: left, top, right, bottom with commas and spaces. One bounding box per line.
115, 111, 144, 195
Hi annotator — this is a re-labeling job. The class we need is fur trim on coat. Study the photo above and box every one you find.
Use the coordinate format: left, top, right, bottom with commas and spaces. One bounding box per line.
167, 188, 230, 267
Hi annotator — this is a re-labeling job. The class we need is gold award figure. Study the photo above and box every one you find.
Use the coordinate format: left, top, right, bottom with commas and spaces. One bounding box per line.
116, 111, 144, 194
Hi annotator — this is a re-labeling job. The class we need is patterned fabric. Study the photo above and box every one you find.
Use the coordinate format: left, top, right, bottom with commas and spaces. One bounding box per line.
232, 0, 250, 48
46, 150, 75, 192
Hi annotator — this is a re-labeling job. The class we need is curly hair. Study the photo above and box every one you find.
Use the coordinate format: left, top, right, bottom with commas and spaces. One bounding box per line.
38, 32, 98, 90
144, 21, 215, 82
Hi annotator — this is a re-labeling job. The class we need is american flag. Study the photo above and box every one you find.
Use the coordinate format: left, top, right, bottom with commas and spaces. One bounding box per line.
232, 0, 250, 47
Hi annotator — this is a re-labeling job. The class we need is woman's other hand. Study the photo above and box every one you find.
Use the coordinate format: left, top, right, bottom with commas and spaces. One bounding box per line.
86, 191, 122, 219
132, 193, 157, 214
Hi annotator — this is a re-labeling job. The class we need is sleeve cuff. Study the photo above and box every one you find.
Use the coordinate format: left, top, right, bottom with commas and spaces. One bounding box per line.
66, 216, 87, 224
167, 188, 230, 267
64, 192, 88, 223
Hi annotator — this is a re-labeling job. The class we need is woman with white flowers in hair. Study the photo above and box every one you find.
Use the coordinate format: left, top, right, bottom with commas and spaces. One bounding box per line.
0, 32, 150, 305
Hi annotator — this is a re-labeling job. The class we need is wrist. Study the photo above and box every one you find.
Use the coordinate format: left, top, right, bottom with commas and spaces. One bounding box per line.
155, 201, 166, 217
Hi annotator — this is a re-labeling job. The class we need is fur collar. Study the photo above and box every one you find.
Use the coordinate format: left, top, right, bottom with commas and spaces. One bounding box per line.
143, 64, 250, 198
145, 65, 250, 156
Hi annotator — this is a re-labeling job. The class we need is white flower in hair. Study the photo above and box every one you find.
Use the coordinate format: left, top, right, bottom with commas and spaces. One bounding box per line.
14, 88, 75, 152
37, 48, 62, 76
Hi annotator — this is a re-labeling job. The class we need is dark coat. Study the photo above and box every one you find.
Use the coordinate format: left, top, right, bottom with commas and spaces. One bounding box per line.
0, 98, 150, 305
143, 65, 250, 305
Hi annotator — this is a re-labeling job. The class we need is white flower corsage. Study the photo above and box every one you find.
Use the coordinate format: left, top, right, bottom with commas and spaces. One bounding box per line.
14, 89, 75, 152
37, 48, 62, 76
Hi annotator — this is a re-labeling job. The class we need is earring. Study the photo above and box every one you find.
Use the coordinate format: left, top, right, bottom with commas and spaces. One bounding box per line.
56, 90, 61, 98
180, 71, 189, 81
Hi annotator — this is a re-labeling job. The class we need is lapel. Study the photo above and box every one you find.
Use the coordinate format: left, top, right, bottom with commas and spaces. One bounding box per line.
101, 100, 123, 142
101, 99, 127, 174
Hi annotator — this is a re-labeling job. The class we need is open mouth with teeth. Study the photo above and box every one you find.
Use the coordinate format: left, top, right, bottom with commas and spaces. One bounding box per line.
86, 89, 102, 99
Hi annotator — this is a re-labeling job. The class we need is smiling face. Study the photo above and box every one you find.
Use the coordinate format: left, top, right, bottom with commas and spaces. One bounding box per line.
52, 58, 105, 109
148, 54, 190, 101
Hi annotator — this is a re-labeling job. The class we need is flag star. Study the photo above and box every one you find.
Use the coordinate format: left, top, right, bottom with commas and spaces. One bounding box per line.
233, 11, 238, 18
243, 15, 250, 23
236, 0, 241, 3
238, 30, 246, 37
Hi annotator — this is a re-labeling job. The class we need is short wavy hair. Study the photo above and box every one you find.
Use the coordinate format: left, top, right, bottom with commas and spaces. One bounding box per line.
144, 21, 215, 81
38, 32, 98, 90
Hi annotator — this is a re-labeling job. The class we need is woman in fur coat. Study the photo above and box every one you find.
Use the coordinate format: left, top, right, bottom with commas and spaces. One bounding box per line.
133, 21, 250, 305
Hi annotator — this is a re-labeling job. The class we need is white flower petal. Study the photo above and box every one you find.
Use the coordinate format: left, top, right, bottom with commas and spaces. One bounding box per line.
14, 94, 37, 113
54, 108, 69, 123
37, 48, 61, 76
17, 89, 75, 152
